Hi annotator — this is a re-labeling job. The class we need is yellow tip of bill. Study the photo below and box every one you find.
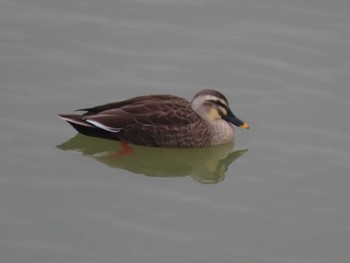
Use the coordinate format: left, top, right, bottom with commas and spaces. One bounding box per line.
240, 122, 250, 129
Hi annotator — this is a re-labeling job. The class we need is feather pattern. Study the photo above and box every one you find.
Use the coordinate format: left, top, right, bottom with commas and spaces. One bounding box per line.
59, 90, 248, 148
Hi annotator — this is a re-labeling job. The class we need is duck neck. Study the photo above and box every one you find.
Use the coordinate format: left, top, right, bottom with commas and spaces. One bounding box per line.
207, 120, 235, 145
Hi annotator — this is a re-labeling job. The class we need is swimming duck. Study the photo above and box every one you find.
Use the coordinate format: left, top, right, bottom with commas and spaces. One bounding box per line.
59, 89, 249, 148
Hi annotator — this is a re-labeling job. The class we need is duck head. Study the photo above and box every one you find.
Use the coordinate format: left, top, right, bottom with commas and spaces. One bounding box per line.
191, 89, 249, 129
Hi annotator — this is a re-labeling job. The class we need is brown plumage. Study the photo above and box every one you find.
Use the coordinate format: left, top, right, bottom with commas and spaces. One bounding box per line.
59, 90, 249, 148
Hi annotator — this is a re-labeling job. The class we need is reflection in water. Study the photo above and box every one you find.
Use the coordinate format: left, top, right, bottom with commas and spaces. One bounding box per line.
57, 135, 247, 184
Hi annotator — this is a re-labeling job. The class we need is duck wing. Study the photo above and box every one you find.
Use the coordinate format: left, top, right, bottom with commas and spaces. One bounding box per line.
82, 95, 198, 131
77, 95, 182, 115
61, 95, 207, 146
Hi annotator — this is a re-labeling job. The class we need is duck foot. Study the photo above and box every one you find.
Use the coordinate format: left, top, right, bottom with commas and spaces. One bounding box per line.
114, 141, 133, 157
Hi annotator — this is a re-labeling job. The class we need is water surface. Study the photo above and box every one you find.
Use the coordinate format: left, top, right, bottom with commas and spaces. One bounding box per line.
1, 1, 350, 263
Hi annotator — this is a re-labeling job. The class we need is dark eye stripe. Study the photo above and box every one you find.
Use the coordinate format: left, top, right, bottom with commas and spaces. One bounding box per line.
206, 100, 229, 118
207, 100, 228, 110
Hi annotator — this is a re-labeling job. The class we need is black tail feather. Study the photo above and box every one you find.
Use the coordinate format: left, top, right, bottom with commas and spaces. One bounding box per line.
59, 114, 119, 140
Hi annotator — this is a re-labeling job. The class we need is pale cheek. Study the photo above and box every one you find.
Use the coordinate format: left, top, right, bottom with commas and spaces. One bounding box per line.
208, 108, 221, 120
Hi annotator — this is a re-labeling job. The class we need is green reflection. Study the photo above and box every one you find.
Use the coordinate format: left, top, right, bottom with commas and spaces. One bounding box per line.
57, 134, 247, 184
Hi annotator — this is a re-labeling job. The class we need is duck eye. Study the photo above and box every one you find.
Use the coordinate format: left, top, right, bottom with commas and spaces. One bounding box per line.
204, 101, 214, 107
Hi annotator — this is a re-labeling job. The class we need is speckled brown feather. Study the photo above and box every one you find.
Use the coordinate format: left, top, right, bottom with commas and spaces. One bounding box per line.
60, 95, 212, 147
58, 90, 249, 147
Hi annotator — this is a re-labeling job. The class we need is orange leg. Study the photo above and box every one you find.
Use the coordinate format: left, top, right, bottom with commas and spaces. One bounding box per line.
114, 141, 133, 157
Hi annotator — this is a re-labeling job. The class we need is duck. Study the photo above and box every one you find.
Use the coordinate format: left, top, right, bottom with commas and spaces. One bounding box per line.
58, 89, 249, 148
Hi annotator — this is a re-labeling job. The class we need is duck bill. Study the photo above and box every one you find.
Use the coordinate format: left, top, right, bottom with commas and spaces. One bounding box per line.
224, 111, 249, 129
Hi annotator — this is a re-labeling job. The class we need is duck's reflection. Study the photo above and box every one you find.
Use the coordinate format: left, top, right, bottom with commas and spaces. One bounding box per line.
57, 134, 247, 184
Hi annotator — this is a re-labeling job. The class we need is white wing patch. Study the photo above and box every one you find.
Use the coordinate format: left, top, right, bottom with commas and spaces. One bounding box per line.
86, 119, 123, 133
59, 116, 94, 127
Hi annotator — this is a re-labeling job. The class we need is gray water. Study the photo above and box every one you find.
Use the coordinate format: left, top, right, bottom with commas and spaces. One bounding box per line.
1, 0, 350, 262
